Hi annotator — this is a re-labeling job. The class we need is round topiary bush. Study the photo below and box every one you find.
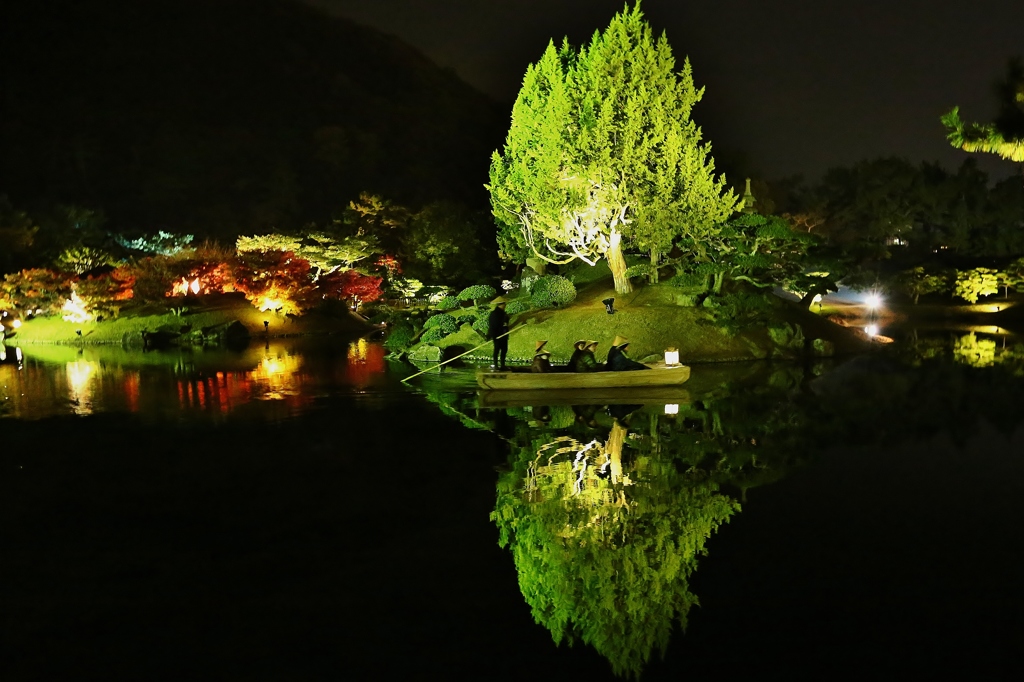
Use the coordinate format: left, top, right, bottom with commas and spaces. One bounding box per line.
456, 284, 497, 304
423, 313, 459, 336
505, 299, 532, 316
472, 315, 490, 337
420, 327, 446, 343
529, 275, 576, 308
435, 295, 461, 311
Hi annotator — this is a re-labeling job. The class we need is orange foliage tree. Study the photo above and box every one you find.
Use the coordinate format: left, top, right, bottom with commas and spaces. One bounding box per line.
233, 250, 315, 315
0, 268, 74, 314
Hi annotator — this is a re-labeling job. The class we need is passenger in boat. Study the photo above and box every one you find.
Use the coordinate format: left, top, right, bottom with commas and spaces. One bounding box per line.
569, 339, 600, 372
487, 301, 509, 370
531, 340, 553, 373
605, 335, 651, 371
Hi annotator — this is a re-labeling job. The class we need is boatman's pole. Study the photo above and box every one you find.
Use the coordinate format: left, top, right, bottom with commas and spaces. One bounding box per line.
400, 324, 525, 384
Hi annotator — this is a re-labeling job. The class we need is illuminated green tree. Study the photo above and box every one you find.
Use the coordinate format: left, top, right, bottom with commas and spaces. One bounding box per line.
489, 4, 735, 294
895, 266, 950, 304
942, 58, 1024, 166
954, 267, 1001, 304
236, 232, 378, 280
492, 423, 738, 678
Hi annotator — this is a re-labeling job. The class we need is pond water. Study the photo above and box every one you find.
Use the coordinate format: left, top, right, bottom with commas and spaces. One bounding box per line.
2, 332, 1023, 679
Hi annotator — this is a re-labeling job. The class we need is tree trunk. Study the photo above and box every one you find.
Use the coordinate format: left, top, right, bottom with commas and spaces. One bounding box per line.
607, 228, 632, 294
713, 271, 725, 294
649, 248, 660, 284
607, 420, 627, 484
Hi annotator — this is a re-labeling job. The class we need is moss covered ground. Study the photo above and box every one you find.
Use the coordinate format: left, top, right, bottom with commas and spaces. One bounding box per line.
416, 274, 872, 366
5, 294, 371, 345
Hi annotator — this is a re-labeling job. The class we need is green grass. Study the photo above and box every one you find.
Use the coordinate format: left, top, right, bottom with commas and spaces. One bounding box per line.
420, 275, 871, 366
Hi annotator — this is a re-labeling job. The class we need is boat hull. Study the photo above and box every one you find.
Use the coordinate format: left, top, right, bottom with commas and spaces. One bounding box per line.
475, 364, 690, 390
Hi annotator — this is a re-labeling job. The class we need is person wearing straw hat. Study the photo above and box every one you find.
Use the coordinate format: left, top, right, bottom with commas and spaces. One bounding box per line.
569, 339, 600, 372
530, 340, 553, 373
605, 335, 650, 371
487, 300, 509, 369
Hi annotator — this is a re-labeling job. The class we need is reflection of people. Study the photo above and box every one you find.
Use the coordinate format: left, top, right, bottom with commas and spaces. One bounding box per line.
569, 340, 599, 372
487, 301, 509, 370
531, 340, 552, 373
605, 336, 651, 371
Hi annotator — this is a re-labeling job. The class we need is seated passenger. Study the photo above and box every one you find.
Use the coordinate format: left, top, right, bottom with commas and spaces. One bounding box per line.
531, 340, 553, 373
605, 335, 651, 371
569, 339, 600, 372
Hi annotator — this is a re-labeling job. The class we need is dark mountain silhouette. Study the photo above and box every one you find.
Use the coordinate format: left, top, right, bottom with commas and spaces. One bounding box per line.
0, 0, 505, 238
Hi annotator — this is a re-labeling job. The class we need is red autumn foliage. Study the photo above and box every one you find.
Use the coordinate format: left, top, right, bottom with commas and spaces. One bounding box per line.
320, 269, 383, 306
375, 254, 402, 277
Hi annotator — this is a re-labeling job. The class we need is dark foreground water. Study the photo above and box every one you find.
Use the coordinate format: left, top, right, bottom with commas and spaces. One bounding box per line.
2, 335, 1023, 680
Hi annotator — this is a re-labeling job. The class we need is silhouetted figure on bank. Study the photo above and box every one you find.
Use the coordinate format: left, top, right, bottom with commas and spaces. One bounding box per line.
569, 339, 600, 372
487, 301, 508, 370
605, 335, 651, 371
531, 340, 552, 373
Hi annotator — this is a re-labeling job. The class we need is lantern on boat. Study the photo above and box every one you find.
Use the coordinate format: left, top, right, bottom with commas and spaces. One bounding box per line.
664, 404, 679, 415
664, 347, 680, 366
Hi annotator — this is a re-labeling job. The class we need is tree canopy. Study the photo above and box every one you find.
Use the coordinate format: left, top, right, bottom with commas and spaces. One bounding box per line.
489, 3, 735, 294
942, 57, 1024, 165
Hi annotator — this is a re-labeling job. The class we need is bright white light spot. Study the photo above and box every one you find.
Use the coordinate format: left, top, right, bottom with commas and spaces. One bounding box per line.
865, 293, 883, 310
62, 292, 93, 324
664, 403, 679, 415
11, 319, 22, 329
664, 348, 679, 366
865, 324, 879, 337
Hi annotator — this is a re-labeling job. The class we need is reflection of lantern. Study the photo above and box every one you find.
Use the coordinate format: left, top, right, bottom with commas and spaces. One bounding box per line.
664, 347, 679, 366
664, 403, 679, 415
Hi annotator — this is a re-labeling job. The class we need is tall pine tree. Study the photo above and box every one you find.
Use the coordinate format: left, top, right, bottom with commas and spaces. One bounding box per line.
489, 3, 736, 294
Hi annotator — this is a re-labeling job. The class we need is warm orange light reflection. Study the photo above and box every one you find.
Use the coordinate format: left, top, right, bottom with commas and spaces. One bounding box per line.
66, 360, 98, 414
345, 338, 386, 386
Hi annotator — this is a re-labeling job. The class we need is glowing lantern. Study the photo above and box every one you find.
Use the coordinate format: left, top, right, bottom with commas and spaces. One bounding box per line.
11, 319, 22, 329
190, 278, 200, 295
664, 404, 679, 415
865, 324, 879, 337
664, 347, 679, 366
62, 292, 93, 324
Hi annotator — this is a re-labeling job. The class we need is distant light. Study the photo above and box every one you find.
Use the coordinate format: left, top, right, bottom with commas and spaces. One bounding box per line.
190, 278, 200, 295
664, 403, 679, 415
664, 348, 679, 366
865, 293, 883, 310
865, 324, 879, 337
11, 319, 22, 329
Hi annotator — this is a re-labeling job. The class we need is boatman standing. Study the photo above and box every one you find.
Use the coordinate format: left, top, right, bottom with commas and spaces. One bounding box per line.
605, 335, 651, 371
487, 300, 509, 370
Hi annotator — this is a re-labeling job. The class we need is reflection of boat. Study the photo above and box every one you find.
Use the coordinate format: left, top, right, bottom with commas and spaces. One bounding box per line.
477, 386, 691, 408
476, 364, 690, 390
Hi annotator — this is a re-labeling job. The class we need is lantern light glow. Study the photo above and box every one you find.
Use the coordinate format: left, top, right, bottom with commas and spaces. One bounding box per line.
664, 347, 679, 366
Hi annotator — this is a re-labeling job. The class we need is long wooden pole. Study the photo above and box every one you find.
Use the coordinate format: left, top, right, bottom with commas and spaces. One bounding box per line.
401, 324, 525, 384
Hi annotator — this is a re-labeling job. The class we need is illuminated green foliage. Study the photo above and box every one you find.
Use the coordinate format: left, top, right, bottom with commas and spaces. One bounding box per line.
456, 285, 497, 305
954, 267, 1000, 303
895, 267, 951, 304
942, 58, 1024, 164
55, 245, 118, 275
528, 275, 577, 308
489, 3, 735, 295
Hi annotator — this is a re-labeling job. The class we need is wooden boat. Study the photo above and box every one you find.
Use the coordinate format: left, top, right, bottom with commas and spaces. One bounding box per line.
476, 364, 690, 390
477, 386, 691, 408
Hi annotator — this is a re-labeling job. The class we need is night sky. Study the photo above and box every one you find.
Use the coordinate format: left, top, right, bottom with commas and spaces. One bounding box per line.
304, 0, 1023, 180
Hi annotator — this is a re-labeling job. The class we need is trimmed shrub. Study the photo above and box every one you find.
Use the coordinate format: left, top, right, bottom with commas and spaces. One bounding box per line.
472, 315, 489, 337
623, 263, 654, 279
420, 327, 446, 343
423, 313, 459, 335
383, 321, 417, 352
435, 295, 460, 311
505, 299, 532, 316
456, 284, 497, 304
530, 275, 576, 308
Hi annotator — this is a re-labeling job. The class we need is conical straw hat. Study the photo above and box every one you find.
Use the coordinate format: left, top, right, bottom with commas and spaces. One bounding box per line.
585, 341, 599, 351
611, 335, 629, 348
534, 340, 548, 352
574, 339, 588, 350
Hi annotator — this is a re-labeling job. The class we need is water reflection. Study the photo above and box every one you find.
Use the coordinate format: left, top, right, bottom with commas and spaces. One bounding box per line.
421, 351, 1024, 677
0, 338, 391, 420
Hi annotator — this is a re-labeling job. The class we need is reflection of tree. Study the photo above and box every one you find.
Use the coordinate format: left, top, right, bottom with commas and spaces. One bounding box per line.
492, 421, 738, 678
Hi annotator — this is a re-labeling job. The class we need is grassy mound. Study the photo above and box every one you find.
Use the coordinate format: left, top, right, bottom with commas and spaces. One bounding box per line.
417, 275, 871, 366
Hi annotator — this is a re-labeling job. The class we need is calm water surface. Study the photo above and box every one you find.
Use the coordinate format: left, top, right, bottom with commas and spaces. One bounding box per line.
2, 333, 1023, 679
